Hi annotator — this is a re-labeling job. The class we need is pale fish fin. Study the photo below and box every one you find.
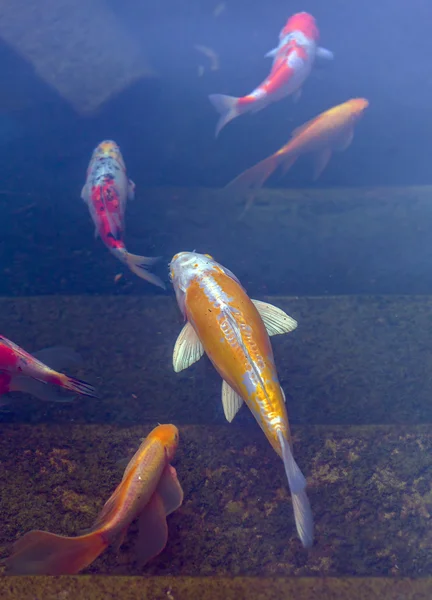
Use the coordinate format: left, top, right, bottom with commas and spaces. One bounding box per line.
124, 252, 166, 290
135, 492, 169, 567
277, 430, 314, 548
208, 94, 240, 138
292, 88, 302, 104
265, 47, 278, 58
280, 154, 298, 176
156, 465, 184, 516
251, 299, 298, 336
334, 128, 354, 152
316, 47, 334, 61
173, 322, 204, 373
112, 527, 128, 553
128, 179, 136, 201
280, 386, 286, 403
221, 380, 244, 422
9, 376, 77, 404
312, 147, 332, 180
81, 184, 88, 202
33, 347, 82, 371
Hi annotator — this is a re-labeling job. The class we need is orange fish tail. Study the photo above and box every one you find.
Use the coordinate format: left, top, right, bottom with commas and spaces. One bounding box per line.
3, 530, 108, 575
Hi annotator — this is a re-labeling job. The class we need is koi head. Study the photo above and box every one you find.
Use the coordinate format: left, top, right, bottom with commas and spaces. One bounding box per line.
148, 424, 180, 462
281, 12, 319, 43
169, 251, 242, 316
343, 98, 370, 124
90, 140, 126, 170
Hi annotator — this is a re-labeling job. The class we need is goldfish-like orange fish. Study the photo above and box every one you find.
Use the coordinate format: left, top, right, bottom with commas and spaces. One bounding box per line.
0, 335, 96, 407
3, 424, 183, 575
228, 98, 369, 196
170, 251, 313, 547
81, 140, 165, 289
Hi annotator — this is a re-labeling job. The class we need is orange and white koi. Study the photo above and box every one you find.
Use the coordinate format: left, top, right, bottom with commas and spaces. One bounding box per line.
81, 140, 165, 289
170, 252, 313, 547
228, 98, 369, 200
3, 424, 183, 575
208, 12, 333, 137
0, 335, 96, 406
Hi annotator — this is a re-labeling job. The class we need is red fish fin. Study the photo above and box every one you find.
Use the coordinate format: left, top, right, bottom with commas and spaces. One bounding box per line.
124, 252, 166, 289
135, 492, 169, 567
208, 94, 240, 137
312, 147, 332, 180
156, 464, 184, 515
2, 530, 107, 575
277, 430, 314, 548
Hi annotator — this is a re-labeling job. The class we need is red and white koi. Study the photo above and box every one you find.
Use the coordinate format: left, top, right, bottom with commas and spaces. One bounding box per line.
0, 335, 96, 406
208, 12, 333, 137
170, 251, 313, 547
81, 140, 165, 289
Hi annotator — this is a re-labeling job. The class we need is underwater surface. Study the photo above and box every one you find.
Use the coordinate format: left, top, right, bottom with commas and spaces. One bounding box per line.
0, 0, 431, 598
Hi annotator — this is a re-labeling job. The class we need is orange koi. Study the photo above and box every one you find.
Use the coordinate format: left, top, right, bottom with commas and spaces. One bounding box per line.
228, 98, 369, 197
170, 252, 313, 547
3, 424, 183, 574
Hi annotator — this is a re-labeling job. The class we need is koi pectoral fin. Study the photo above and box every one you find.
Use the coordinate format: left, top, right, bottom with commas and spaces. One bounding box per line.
157, 464, 184, 516
173, 322, 204, 372
136, 492, 169, 567
312, 147, 332, 180
9, 376, 77, 403
251, 299, 298, 336
221, 380, 244, 422
316, 47, 334, 61
34, 347, 82, 371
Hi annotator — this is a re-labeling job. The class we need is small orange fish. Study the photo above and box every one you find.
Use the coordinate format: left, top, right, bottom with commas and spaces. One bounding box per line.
170, 251, 313, 547
228, 98, 369, 198
3, 424, 183, 575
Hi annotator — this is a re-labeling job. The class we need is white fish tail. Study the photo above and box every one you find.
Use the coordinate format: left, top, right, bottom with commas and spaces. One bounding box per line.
277, 430, 314, 548
124, 252, 166, 289
208, 94, 240, 137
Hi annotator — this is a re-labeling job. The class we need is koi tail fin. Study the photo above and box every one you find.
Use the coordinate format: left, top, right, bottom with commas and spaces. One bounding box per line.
58, 375, 98, 398
227, 151, 293, 218
124, 252, 166, 290
8, 347, 97, 403
3, 530, 107, 575
277, 430, 314, 548
209, 94, 240, 137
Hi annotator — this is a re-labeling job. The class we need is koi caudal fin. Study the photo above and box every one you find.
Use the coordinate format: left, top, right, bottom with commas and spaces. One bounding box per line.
58, 374, 98, 398
125, 252, 166, 290
3, 530, 108, 575
208, 94, 240, 137
277, 430, 314, 548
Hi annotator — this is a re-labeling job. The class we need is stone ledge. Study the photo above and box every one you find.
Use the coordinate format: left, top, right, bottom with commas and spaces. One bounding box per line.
0, 576, 431, 600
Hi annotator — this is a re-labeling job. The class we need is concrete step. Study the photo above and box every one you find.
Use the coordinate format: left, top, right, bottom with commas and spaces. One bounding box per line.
2, 185, 432, 296
0, 575, 431, 600
0, 423, 430, 579
0, 295, 431, 426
